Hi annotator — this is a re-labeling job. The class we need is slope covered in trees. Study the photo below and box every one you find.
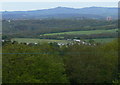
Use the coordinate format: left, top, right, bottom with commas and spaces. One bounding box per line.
2, 7, 118, 20
2, 39, 118, 83
2, 19, 117, 40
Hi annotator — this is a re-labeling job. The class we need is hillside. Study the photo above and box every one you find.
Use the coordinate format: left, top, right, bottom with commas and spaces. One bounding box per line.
2, 7, 118, 20
2, 19, 117, 39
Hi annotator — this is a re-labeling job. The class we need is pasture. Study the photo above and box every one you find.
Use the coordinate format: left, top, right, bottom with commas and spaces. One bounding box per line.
85, 38, 117, 43
43, 29, 117, 36
12, 38, 73, 44
12, 38, 117, 44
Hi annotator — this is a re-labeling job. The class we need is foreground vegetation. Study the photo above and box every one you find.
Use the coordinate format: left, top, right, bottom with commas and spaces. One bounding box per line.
2, 39, 119, 83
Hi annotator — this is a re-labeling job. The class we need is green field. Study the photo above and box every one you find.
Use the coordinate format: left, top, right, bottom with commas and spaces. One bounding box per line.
12, 38, 73, 44
86, 38, 117, 43
12, 38, 117, 44
43, 29, 118, 36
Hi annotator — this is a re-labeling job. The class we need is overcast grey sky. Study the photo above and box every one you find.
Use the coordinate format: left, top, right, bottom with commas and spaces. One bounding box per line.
1, 1, 119, 11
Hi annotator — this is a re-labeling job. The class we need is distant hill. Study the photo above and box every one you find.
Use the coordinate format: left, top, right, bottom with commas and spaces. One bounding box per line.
2, 7, 118, 20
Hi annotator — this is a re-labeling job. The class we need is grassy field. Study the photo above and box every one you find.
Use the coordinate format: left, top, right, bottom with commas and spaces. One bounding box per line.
12, 38, 73, 44
12, 38, 117, 44
85, 38, 117, 43
43, 29, 118, 36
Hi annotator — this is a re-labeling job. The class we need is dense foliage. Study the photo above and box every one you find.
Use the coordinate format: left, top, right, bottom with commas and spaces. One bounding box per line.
2, 19, 117, 39
62, 40, 118, 83
2, 42, 69, 83
2, 39, 118, 83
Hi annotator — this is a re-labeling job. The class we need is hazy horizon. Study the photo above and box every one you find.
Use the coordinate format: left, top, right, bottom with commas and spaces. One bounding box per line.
1, 2, 118, 11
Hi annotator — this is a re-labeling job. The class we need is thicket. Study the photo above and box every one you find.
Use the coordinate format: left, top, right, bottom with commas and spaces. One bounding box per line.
2, 39, 119, 83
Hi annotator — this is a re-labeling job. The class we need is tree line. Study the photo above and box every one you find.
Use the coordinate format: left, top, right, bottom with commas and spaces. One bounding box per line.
2, 19, 117, 39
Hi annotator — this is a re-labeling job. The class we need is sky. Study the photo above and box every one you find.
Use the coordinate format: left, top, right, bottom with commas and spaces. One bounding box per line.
0, 0, 119, 11
0, 0, 119, 2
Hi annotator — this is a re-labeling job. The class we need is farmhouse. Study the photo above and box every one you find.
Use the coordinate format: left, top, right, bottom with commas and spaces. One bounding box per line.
73, 39, 81, 42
